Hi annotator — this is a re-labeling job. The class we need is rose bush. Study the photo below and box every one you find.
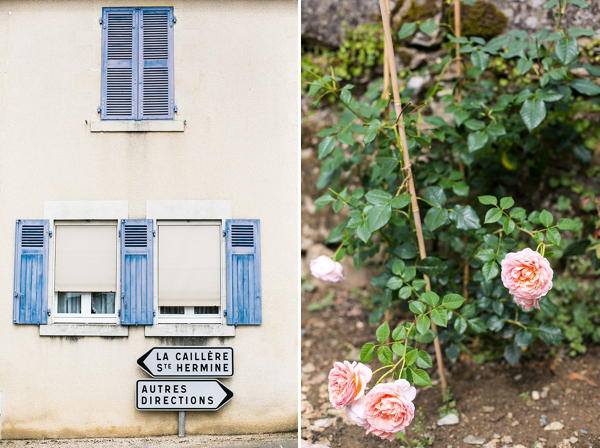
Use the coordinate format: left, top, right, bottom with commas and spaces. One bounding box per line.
310, 255, 345, 283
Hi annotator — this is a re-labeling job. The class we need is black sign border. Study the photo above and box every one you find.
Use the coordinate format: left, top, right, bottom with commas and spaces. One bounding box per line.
136, 379, 234, 412
137, 346, 234, 378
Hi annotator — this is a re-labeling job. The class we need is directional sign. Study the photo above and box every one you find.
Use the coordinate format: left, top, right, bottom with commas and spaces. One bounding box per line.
136, 379, 234, 411
137, 346, 233, 378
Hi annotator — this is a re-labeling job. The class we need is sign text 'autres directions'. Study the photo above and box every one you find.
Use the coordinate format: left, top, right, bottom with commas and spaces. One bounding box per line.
137, 346, 234, 378
136, 379, 234, 411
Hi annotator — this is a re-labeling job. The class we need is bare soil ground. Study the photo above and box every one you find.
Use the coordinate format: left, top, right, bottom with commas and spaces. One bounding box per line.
301, 285, 600, 448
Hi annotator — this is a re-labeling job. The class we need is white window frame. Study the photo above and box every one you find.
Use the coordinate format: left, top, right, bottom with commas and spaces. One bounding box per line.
156, 220, 223, 325
145, 200, 234, 337
52, 220, 119, 325
40, 201, 129, 337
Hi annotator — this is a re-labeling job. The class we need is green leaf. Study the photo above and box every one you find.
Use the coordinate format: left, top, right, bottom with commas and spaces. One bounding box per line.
340, 89, 352, 105
405, 349, 418, 366
567, 0, 589, 8
520, 98, 547, 131
563, 239, 590, 256
392, 326, 406, 341
482, 260, 499, 281
391, 194, 412, 209
493, 301, 504, 316
546, 228, 561, 245
416, 350, 433, 368
366, 189, 393, 205
476, 248, 496, 262
557, 218, 578, 230
571, 79, 600, 96
423, 291, 440, 308
468, 317, 487, 333
543, 0, 558, 8
391, 342, 404, 358
416, 315, 430, 334
454, 109, 470, 126
356, 222, 371, 243
392, 259, 406, 276
517, 58, 533, 75
410, 368, 433, 387
378, 346, 394, 365
464, 119, 485, 131
363, 120, 381, 144
538, 323, 563, 345
478, 195, 498, 206
420, 19, 437, 36
537, 89, 563, 102
417, 257, 446, 276
471, 51, 490, 70
425, 186, 447, 207
398, 22, 417, 39
509, 207, 527, 220
540, 210, 554, 227
314, 193, 335, 208
412, 279, 427, 291
500, 197, 515, 209
424, 207, 449, 231
318, 136, 336, 160
402, 267, 416, 283
424, 115, 447, 128
555, 37, 579, 65
366, 204, 392, 232
417, 329, 437, 343
452, 181, 470, 197
431, 307, 448, 327
487, 123, 506, 137
376, 322, 390, 343
468, 131, 488, 152
442, 294, 466, 310
504, 343, 521, 366
487, 315, 505, 332
360, 343, 376, 362
445, 343, 461, 361
399, 286, 412, 299
568, 27, 596, 37
515, 329, 534, 347
409, 301, 426, 315
503, 218, 516, 234
450, 205, 481, 230
484, 208, 503, 224
455, 317, 468, 334
386, 276, 404, 290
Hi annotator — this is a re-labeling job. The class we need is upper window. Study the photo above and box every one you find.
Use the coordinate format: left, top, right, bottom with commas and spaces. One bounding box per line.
101, 7, 174, 121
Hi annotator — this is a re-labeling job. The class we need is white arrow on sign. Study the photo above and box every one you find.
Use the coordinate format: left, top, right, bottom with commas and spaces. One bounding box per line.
136, 379, 234, 411
137, 346, 234, 378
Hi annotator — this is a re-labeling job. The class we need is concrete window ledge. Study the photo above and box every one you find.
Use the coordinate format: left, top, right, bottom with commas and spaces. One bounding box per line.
145, 324, 235, 338
40, 324, 129, 337
90, 121, 185, 132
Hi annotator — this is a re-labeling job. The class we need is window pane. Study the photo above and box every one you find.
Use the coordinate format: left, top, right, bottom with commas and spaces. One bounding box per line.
57, 292, 81, 314
194, 306, 220, 315
159, 306, 185, 315
91, 292, 115, 314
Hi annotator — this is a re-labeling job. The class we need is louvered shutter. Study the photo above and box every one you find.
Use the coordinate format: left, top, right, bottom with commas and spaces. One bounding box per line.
101, 8, 137, 120
121, 219, 154, 325
14, 220, 49, 325
226, 220, 262, 325
139, 7, 174, 120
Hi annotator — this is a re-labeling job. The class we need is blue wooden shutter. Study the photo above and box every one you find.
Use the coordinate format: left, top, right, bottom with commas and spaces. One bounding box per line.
14, 220, 49, 325
139, 7, 174, 120
101, 8, 137, 120
226, 220, 262, 325
121, 219, 154, 325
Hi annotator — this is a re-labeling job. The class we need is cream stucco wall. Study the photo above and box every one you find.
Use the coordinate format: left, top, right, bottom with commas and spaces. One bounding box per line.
0, 0, 298, 439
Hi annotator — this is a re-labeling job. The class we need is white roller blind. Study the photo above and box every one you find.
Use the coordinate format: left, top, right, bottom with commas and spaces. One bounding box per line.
54, 225, 117, 292
158, 224, 221, 306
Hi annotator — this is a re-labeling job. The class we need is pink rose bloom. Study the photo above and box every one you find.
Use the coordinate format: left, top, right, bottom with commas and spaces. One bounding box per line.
501, 248, 553, 311
310, 255, 345, 283
328, 361, 372, 408
363, 379, 416, 441
346, 396, 368, 427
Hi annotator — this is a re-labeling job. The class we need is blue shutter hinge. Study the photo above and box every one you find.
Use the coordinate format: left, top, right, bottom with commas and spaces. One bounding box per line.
223, 309, 227, 316
153, 310, 156, 317
118, 229, 121, 237
152, 230, 156, 237
172, 16, 177, 24
173, 105, 178, 113
47, 309, 51, 316
222, 229, 227, 237
48, 230, 53, 237
118, 309, 121, 317
99, 17, 103, 24
97, 106, 102, 114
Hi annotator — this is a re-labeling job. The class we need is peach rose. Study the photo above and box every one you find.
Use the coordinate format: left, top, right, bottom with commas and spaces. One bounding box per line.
310, 255, 345, 283
328, 361, 372, 408
363, 379, 416, 441
501, 248, 553, 311
346, 396, 368, 427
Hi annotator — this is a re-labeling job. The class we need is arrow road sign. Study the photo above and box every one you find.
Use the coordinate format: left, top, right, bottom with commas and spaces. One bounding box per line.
136, 379, 234, 411
137, 346, 233, 378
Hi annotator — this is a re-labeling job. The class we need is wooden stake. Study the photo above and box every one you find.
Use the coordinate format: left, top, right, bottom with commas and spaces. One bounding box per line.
378, 0, 447, 395
382, 0, 391, 99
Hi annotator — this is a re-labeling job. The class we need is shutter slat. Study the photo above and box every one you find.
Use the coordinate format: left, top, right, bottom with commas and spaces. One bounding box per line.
121, 219, 154, 325
102, 8, 136, 120
14, 220, 49, 325
226, 220, 261, 325
139, 8, 173, 120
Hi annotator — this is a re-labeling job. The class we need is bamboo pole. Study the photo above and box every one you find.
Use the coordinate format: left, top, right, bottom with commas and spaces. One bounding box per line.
378, 0, 447, 394
382, 0, 391, 99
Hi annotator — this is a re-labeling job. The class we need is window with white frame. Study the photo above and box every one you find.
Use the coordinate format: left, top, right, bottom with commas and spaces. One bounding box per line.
53, 222, 119, 323
157, 221, 223, 323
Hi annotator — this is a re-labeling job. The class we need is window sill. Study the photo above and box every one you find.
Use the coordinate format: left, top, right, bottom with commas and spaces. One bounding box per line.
90, 121, 185, 133
40, 324, 129, 337
145, 324, 235, 338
